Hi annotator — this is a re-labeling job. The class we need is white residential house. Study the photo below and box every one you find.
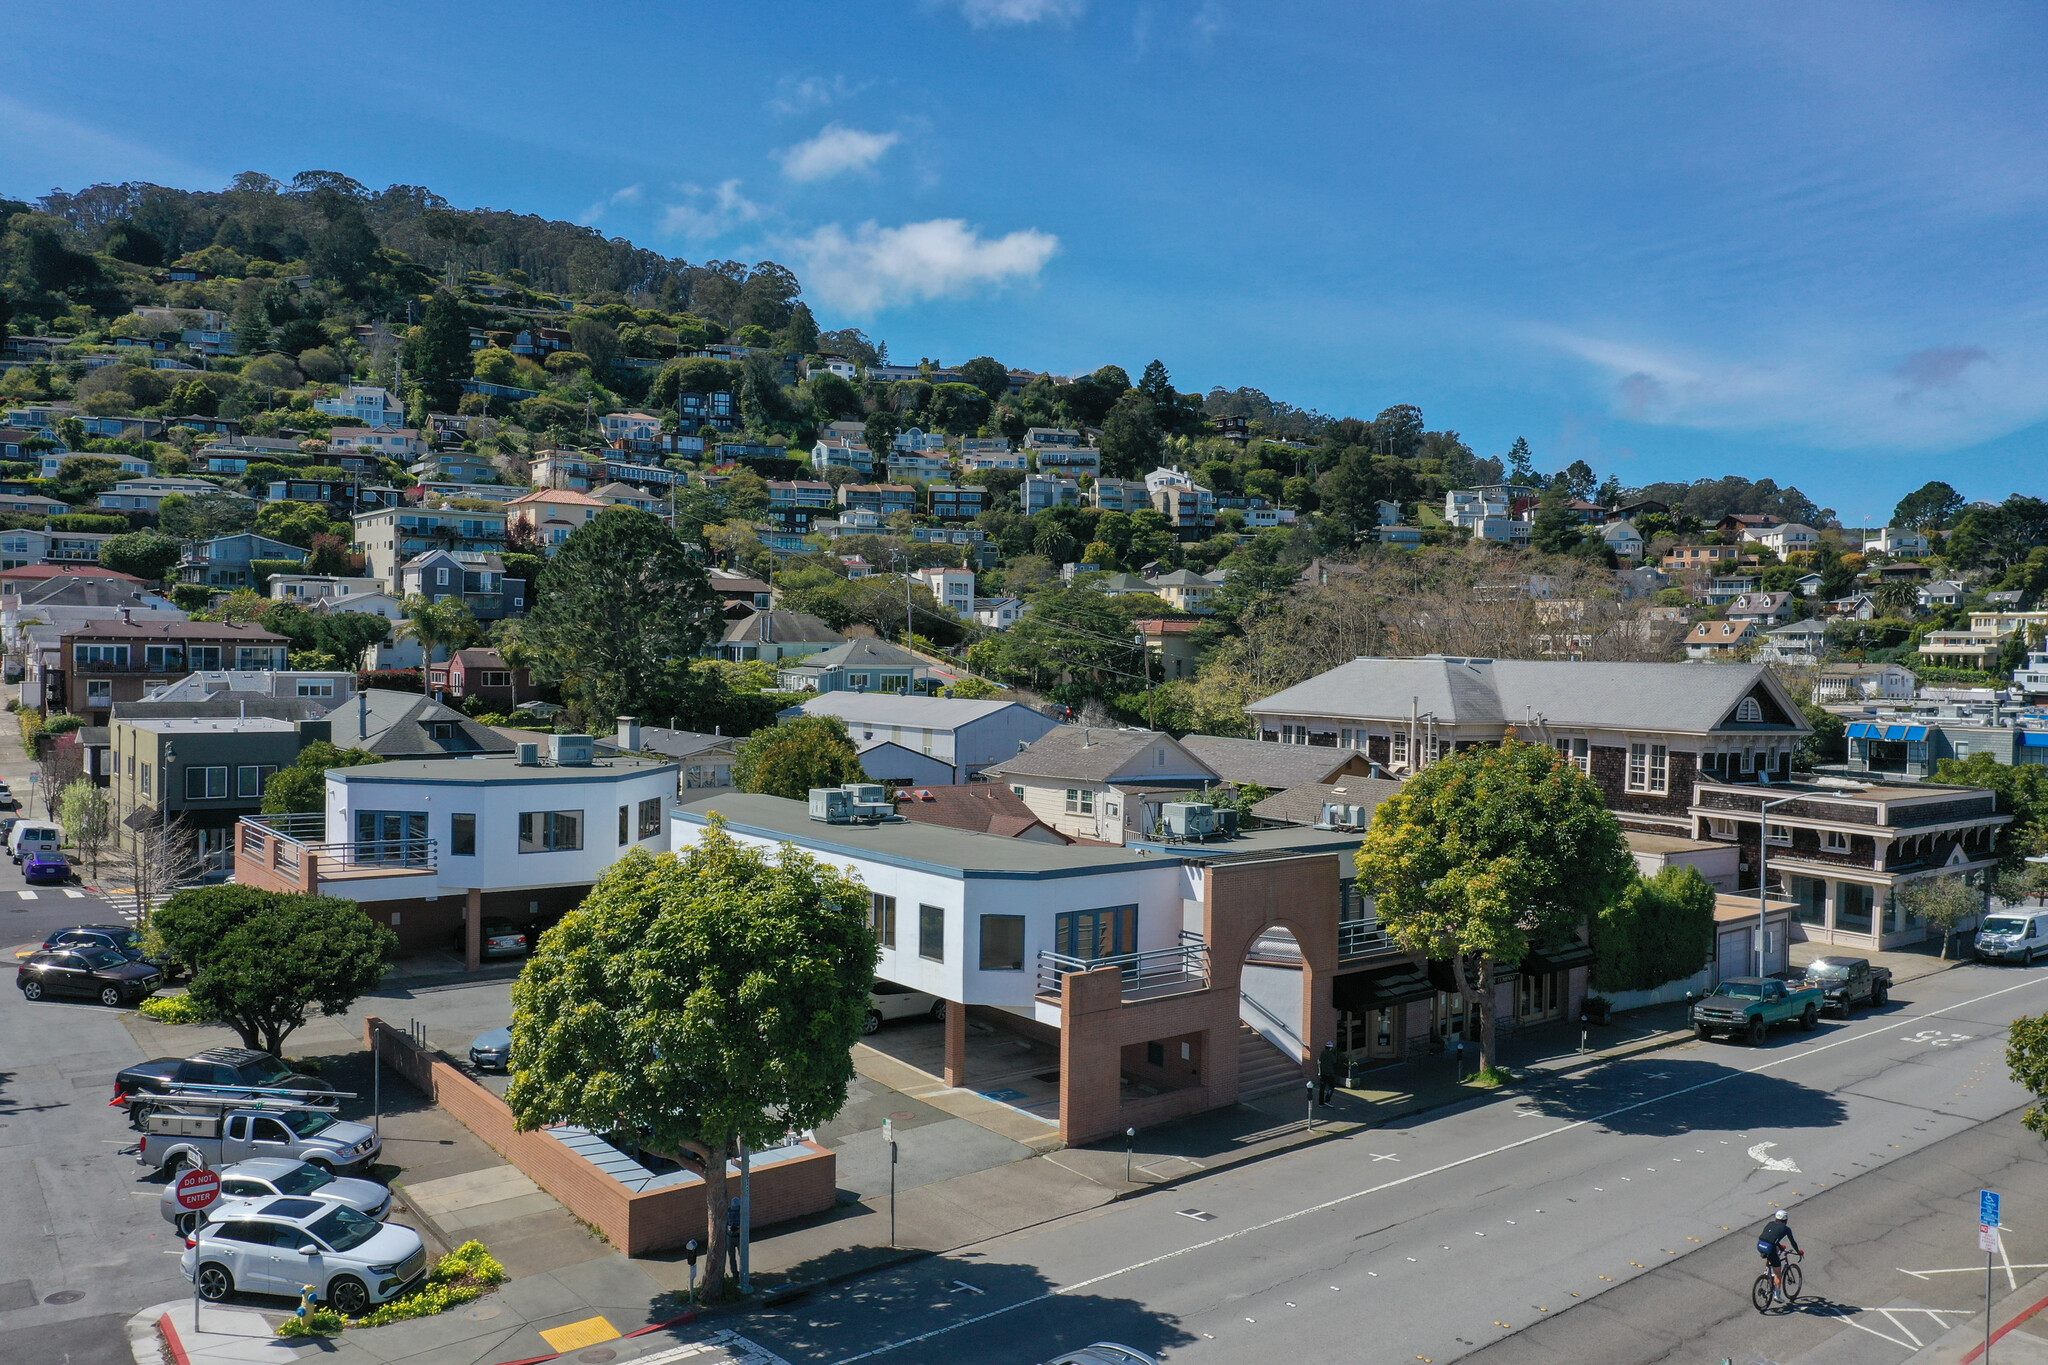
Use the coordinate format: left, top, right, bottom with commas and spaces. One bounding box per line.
1444, 488, 1511, 530
1725, 592, 1795, 627
1864, 527, 1931, 559
1090, 478, 1151, 514
1683, 619, 1759, 660
913, 566, 976, 619
980, 727, 1220, 846
1813, 662, 1919, 702
1794, 572, 1826, 598
1918, 580, 1966, 609
1601, 519, 1645, 561
599, 411, 665, 446
1757, 618, 1829, 666
1744, 523, 1821, 556
269, 574, 386, 603
313, 386, 406, 429
328, 428, 428, 459
961, 449, 1028, 472
807, 355, 860, 381
974, 596, 1025, 630
793, 694, 1060, 784
99, 478, 252, 515
1022, 475, 1082, 514
811, 435, 876, 476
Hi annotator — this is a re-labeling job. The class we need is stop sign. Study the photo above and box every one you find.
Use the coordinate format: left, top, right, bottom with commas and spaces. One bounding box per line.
174, 1167, 221, 1212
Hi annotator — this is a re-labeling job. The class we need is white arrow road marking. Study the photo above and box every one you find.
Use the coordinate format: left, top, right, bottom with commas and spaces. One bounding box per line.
1748, 1141, 1800, 1172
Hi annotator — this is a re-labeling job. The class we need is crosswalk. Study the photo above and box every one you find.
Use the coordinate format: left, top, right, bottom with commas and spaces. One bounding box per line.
11, 888, 87, 900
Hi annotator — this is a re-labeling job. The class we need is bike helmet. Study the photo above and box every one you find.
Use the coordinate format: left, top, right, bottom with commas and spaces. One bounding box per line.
1773, 1209, 1788, 1220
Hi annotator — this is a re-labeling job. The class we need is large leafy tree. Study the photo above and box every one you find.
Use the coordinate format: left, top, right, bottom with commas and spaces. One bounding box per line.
149, 887, 396, 1056
1589, 866, 1717, 993
260, 742, 384, 816
406, 289, 473, 412
732, 716, 866, 799
519, 508, 721, 727
1934, 752, 2048, 872
99, 529, 183, 581
1097, 388, 1161, 479
1357, 739, 1635, 1073
508, 833, 874, 1298
1891, 480, 1965, 532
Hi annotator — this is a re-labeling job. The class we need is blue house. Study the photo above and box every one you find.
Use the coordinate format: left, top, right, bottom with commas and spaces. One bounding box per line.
179, 533, 308, 589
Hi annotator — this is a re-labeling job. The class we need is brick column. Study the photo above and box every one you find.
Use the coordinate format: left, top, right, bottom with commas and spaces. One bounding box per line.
465, 887, 483, 972
943, 1002, 967, 1088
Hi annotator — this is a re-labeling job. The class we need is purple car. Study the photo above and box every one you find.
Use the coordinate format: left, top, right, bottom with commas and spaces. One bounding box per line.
23, 852, 71, 885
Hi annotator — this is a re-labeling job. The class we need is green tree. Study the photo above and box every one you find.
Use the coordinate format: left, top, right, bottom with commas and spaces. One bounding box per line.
944, 675, 1002, 700
260, 742, 385, 816
148, 886, 396, 1056
1933, 752, 2048, 871
1896, 875, 1985, 959
1357, 740, 1634, 1073
1590, 866, 1717, 992
1097, 388, 1161, 479
520, 508, 722, 726
863, 409, 900, 464
507, 832, 875, 1298
1892, 480, 1965, 532
732, 716, 865, 799
158, 490, 254, 541
406, 290, 474, 413
1530, 485, 1579, 554
959, 355, 1010, 404
396, 593, 483, 664
99, 530, 183, 582
58, 778, 112, 879
311, 611, 393, 670
2008, 1013, 2048, 1137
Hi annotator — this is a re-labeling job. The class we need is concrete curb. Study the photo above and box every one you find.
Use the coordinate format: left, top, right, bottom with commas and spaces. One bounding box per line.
126, 1302, 172, 1365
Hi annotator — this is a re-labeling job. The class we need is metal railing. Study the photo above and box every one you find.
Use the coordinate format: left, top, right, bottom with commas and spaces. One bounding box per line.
241, 813, 436, 873
1240, 989, 1307, 1055
1338, 917, 1392, 959
1036, 942, 1210, 1001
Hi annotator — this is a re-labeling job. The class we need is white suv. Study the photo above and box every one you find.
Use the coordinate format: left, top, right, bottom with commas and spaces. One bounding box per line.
182, 1195, 426, 1316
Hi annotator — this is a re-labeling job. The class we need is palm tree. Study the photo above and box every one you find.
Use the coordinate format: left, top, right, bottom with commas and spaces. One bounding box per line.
395, 593, 482, 669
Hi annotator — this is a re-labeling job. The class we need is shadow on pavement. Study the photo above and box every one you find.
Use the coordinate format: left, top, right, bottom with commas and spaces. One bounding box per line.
1520, 1057, 1848, 1135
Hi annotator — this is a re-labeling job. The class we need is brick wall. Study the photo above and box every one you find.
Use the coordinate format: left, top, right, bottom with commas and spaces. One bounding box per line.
363, 1017, 835, 1255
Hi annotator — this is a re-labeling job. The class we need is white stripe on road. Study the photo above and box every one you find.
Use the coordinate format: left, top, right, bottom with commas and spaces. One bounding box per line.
825, 970, 2048, 1365
15, 890, 33, 899
63, 888, 84, 898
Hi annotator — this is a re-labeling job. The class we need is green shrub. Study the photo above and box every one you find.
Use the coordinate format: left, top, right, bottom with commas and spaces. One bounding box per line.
329, 1240, 505, 1328
138, 993, 211, 1024
43, 713, 86, 736
275, 1308, 346, 1337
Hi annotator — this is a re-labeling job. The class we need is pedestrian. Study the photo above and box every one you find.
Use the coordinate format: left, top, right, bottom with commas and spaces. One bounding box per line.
726, 1196, 742, 1278
1317, 1041, 1340, 1105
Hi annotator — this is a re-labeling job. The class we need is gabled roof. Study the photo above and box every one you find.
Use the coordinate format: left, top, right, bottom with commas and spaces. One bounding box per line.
449, 647, 514, 669
1245, 655, 1807, 735
325, 689, 515, 757
606, 726, 739, 761
1177, 734, 1373, 790
1685, 620, 1756, 643
720, 611, 844, 646
781, 638, 928, 672
981, 726, 1217, 785
508, 488, 604, 506
57, 619, 285, 643
1250, 776, 1407, 827
1147, 569, 1211, 588
891, 783, 1069, 842
796, 693, 1036, 729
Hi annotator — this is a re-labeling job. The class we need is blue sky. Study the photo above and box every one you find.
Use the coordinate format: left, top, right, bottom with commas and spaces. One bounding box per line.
4, 0, 2044, 517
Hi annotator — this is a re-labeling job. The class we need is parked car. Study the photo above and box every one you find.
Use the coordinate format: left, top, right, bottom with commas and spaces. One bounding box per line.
1038, 1347, 1159, 1365
7, 820, 60, 863
0, 815, 19, 838
15, 947, 162, 1007
17, 923, 155, 965
448, 915, 530, 960
162, 1157, 391, 1235
1800, 956, 1892, 1015
1975, 911, 2048, 964
866, 979, 947, 1034
1691, 977, 1824, 1043
116, 1047, 338, 1112
23, 851, 72, 884
181, 1195, 426, 1316
137, 1104, 382, 1176
469, 1026, 512, 1072
0, 782, 17, 809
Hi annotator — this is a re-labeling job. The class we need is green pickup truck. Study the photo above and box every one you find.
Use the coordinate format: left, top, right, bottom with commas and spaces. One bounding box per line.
1691, 977, 1824, 1044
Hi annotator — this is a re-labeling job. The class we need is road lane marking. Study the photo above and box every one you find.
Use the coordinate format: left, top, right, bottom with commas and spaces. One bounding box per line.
822, 971, 2048, 1365
15, 890, 33, 899
1749, 1142, 1800, 1172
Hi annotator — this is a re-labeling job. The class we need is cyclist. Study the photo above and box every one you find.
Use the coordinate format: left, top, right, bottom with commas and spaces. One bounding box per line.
1757, 1209, 1802, 1302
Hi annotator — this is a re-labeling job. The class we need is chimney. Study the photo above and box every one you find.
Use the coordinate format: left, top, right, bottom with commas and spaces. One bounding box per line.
617, 716, 641, 751
120, 606, 132, 624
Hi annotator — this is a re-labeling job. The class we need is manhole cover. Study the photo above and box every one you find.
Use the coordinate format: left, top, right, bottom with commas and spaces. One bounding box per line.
462, 1303, 501, 1321
889, 1110, 917, 1120
43, 1290, 84, 1305
577, 1350, 618, 1364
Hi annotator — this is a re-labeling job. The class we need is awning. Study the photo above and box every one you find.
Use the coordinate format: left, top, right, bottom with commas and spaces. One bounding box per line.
1519, 941, 1596, 976
2021, 731, 2048, 749
1426, 956, 1513, 992
1846, 722, 1927, 741
1331, 961, 1434, 1013
1846, 722, 1878, 739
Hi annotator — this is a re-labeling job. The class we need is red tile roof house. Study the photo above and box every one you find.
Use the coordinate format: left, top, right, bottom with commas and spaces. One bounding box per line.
429, 647, 538, 708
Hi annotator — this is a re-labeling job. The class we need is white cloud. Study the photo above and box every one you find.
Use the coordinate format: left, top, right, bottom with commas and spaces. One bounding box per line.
782, 218, 1059, 314
958, 0, 1083, 28
769, 74, 867, 117
777, 124, 901, 183
576, 184, 644, 226
658, 180, 766, 240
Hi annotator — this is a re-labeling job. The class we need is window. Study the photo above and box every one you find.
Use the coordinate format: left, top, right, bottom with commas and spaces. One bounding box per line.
87, 679, 112, 701
1765, 823, 1791, 846
979, 915, 1026, 971
127, 752, 135, 778
1627, 743, 1667, 793
140, 764, 150, 795
296, 680, 335, 698
1709, 818, 1737, 839
519, 810, 583, 852
1392, 732, 1410, 766
1736, 696, 1763, 723
638, 797, 662, 840
1065, 788, 1094, 815
1011, 785, 1025, 799
73, 643, 129, 667
450, 813, 476, 856
1823, 830, 1851, 852
919, 903, 945, 962
431, 723, 454, 741
871, 893, 896, 948
1055, 906, 1137, 960
184, 766, 229, 800
619, 804, 630, 845
188, 646, 221, 670
1555, 737, 1589, 773
1649, 744, 1667, 793
436, 567, 450, 586
356, 810, 426, 860
235, 765, 277, 799
482, 671, 512, 688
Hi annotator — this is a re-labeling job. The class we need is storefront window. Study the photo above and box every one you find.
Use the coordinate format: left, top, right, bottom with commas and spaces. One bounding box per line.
1837, 883, 1874, 934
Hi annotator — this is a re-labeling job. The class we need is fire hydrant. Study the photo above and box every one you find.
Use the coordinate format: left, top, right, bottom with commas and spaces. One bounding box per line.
298, 1285, 318, 1320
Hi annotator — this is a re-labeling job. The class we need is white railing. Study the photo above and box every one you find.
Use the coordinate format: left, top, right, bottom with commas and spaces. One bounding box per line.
1036, 942, 1209, 1001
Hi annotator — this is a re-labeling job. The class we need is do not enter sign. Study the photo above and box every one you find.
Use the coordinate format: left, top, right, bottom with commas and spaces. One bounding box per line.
174, 1168, 220, 1211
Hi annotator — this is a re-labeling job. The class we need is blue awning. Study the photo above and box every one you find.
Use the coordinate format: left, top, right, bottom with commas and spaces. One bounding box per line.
1847, 722, 1878, 738
1849, 722, 1928, 741
2021, 731, 2048, 749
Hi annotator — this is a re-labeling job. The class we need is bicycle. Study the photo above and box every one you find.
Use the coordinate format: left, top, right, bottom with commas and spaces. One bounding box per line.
1751, 1249, 1803, 1312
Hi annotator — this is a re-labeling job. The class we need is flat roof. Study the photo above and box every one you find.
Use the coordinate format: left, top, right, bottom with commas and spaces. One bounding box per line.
1624, 832, 1725, 855
120, 716, 298, 735
676, 793, 1180, 881
333, 753, 677, 785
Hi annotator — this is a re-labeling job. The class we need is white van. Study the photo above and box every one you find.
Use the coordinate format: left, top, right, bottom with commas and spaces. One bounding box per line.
8, 821, 60, 864
1975, 911, 2048, 965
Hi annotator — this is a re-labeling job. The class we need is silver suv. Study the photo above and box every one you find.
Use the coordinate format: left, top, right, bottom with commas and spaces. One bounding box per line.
162, 1158, 391, 1235
182, 1195, 426, 1316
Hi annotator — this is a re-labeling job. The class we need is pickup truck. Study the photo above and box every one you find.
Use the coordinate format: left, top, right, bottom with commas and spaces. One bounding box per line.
1799, 956, 1892, 1016
134, 1105, 382, 1176
1691, 977, 1824, 1044
114, 1046, 336, 1125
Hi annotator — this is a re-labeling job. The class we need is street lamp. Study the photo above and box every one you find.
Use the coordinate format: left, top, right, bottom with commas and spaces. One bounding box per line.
1755, 793, 1798, 977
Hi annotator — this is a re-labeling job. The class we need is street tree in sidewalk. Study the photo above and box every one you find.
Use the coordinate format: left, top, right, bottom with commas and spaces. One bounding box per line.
57, 778, 111, 879
105, 811, 200, 925
507, 831, 875, 1300
1356, 738, 1634, 1076
148, 887, 396, 1055
1897, 875, 1986, 960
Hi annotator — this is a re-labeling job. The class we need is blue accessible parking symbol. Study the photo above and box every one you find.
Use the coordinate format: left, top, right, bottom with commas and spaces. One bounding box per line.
1982, 1190, 2001, 1227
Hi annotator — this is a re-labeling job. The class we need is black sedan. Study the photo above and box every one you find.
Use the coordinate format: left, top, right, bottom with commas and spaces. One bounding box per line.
16, 948, 163, 1007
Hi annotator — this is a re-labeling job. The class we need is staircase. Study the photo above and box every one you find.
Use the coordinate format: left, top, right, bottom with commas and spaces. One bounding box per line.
1237, 1022, 1304, 1100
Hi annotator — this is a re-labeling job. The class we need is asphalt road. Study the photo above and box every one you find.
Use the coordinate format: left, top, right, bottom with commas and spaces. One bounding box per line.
0, 862, 187, 1365
736, 958, 2048, 1365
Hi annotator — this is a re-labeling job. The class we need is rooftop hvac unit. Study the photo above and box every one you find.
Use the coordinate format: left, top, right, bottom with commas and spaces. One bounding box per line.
844, 783, 887, 805
809, 788, 856, 824
808, 785, 902, 824
549, 734, 595, 767
515, 742, 540, 767
1319, 802, 1373, 829
1216, 808, 1240, 835
1162, 802, 1219, 839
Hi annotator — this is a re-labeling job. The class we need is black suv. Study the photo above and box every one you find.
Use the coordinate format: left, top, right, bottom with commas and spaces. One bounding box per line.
114, 1047, 338, 1110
